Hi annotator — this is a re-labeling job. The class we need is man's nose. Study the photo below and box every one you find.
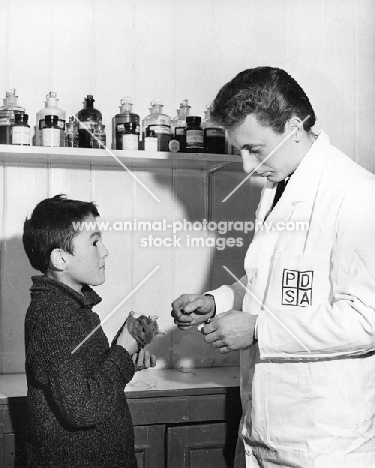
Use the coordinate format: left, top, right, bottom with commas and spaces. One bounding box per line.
241, 150, 259, 174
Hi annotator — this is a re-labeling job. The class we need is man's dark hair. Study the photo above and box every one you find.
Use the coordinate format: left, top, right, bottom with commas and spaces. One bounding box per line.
210, 66, 316, 134
23, 194, 99, 273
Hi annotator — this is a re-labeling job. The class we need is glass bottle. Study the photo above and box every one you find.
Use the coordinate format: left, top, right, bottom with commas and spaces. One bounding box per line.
91, 123, 106, 149
36, 92, 66, 147
202, 107, 225, 154
77, 95, 102, 148
65, 116, 79, 148
42, 115, 60, 147
185, 116, 204, 153
12, 113, 30, 146
0, 89, 25, 145
142, 99, 171, 151
113, 97, 140, 150
174, 99, 191, 152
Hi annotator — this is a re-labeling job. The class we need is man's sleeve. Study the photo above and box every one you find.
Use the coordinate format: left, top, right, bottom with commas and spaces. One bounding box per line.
205, 274, 248, 314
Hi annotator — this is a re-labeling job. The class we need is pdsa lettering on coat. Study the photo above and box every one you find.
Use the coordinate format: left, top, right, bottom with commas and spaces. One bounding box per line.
282, 269, 314, 306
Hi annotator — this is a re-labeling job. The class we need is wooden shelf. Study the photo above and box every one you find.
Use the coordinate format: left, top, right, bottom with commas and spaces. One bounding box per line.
0, 144, 243, 171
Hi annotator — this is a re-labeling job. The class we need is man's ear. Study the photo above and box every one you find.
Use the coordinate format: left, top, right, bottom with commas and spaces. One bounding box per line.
50, 249, 68, 271
288, 117, 304, 143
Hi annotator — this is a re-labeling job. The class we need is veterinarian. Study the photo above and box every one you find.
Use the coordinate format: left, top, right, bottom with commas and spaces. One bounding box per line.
171, 67, 375, 467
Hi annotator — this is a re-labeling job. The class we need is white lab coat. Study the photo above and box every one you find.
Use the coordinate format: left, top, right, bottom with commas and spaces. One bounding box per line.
209, 131, 375, 467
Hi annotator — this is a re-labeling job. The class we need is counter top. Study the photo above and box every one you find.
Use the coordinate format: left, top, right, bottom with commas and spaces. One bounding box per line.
0, 366, 240, 402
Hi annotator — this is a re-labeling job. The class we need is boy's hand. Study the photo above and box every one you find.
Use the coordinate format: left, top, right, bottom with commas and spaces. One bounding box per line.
132, 349, 157, 371
115, 323, 138, 355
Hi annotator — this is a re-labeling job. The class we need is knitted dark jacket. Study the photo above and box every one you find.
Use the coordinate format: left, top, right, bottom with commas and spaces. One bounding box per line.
24, 275, 138, 468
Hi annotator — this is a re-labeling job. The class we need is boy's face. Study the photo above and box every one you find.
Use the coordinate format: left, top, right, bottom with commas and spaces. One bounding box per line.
63, 215, 109, 293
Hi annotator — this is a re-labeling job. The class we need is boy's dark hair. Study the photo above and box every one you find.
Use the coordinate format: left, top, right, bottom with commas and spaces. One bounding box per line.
23, 194, 99, 273
210, 66, 316, 134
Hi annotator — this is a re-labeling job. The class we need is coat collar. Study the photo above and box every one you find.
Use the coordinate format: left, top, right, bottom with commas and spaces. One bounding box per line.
257, 130, 330, 224
30, 275, 102, 309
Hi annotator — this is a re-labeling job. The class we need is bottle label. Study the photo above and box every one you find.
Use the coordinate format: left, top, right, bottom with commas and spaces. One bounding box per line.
206, 128, 225, 137
42, 128, 60, 147
117, 123, 125, 132
148, 124, 171, 135
123, 134, 139, 150
175, 127, 185, 136
186, 129, 204, 148
12, 126, 30, 145
144, 137, 158, 152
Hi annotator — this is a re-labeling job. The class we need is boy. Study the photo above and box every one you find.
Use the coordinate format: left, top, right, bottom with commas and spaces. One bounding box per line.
23, 194, 155, 467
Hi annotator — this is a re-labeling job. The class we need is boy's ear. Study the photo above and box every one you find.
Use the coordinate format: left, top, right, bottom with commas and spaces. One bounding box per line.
50, 249, 68, 271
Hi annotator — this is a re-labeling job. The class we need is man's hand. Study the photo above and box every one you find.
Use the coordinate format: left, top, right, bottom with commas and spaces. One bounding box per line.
202, 310, 257, 353
132, 348, 157, 371
171, 294, 215, 330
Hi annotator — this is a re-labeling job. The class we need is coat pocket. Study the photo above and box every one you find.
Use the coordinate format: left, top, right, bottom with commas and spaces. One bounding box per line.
264, 371, 357, 454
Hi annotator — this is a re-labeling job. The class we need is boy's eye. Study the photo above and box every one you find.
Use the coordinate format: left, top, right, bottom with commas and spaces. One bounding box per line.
93, 240, 98, 246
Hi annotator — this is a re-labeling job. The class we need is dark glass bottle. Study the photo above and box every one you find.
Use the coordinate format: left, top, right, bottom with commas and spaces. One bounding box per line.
202, 108, 225, 154
185, 116, 204, 153
77, 95, 102, 148
114, 97, 140, 150
12, 113, 30, 146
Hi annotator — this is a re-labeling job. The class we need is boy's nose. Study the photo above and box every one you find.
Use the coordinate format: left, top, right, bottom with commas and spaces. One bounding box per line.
102, 243, 109, 258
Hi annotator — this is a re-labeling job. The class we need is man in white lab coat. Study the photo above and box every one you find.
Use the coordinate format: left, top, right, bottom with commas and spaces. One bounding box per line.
171, 67, 375, 467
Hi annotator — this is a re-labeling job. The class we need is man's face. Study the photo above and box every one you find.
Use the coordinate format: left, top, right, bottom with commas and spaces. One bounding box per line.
228, 114, 300, 183
63, 215, 109, 292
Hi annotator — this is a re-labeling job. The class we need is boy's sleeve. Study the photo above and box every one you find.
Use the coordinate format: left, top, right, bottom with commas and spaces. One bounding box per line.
35, 304, 135, 428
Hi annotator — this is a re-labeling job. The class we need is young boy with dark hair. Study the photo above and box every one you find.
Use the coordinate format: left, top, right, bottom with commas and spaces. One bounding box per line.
23, 194, 155, 468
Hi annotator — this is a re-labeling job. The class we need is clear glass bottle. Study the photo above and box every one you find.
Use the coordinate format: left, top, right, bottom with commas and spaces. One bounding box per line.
91, 123, 106, 149
113, 97, 140, 150
65, 116, 79, 148
0, 89, 25, 145
142, 99, 171, 151
42, 115, 60, 147
185, 116, 204, 153
174, 99, 191, 152
36, 92, 66, 147
12, 113, 30, 146
202, 107, 225, 154
77, 95, 102, 148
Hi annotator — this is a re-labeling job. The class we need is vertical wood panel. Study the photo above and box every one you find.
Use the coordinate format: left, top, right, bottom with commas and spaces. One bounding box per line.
91, 166, 136, 344
320, 0, 356, 156
171, 170, 213, 369
6, 0, 50, 133
0, 0, 8, 95
52, 0, 95, 127
134, 0, 174, 120
2, 163, 49, 373
356, 0, 375, 171
132, 169, 174, 368
94, 0, 135, 147
173, 0, 214, 118
0, 162, 4, 373
249, 0, 287, 69
212, 0, 252, 98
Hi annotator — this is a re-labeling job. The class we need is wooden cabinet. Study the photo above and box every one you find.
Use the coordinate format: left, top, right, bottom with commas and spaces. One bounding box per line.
0, 368, 241, 468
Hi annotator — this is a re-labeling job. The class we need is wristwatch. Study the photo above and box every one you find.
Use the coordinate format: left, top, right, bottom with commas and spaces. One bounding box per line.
203, 294, 216, 324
